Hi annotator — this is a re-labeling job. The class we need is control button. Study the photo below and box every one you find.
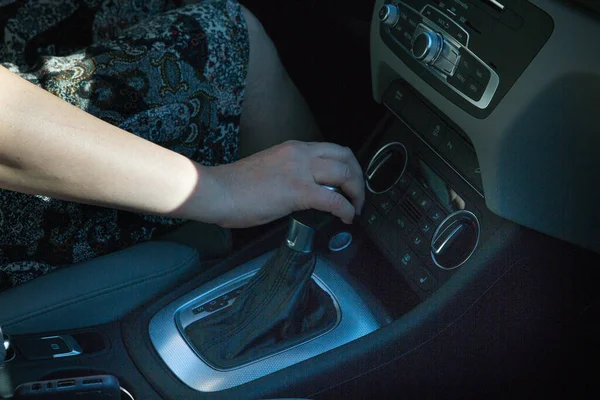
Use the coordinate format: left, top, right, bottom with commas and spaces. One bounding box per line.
427, 206, 447, 224
383, 82, 414, 116
472, 62, 491, 86
421, 6, 436, 20
434, 54, 457, 76
439, 128, 471, 162
388, 207, 414, 237
457, 52, 475, 75
396, 248, 420, 277
361, 203, 382, 235
412, 31, 443, 64
407, 182, 424, 203
372, 194, 395, 216
415, 193, 433, 212
408, 232, 430, 256
422, 5, 468, 45
462, 157, 484, 192
390, 22, 415, 50
440, 41, 460, 65
463, 162, 483, 192
464, 77, 484, 101
398, 7, 422, 33
46, 337, 70, 355
387, 185, 404, 203
450, 27, 468, 46
417, 219, 435, 241
447, 69, 467, 90
410, 264, 436, 292
379, 4, 400, 27
422, 114, 447, 147
397, 174, 412, 190
394, 7, 421, 49
440, 134, 457, 157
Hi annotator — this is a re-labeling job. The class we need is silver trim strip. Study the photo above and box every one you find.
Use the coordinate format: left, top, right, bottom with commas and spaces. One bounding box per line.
430, 210, 481, 270
366, 152, 392, 180
120, 387, 135, 400
383, 103, 485, 198
176, 267, 342, 371
482, 0, 505, 11
149, 252, 387, 392
365, 142, 408, 195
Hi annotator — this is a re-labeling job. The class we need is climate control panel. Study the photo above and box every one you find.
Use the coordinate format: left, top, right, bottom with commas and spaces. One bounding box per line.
379, 1, 499, 109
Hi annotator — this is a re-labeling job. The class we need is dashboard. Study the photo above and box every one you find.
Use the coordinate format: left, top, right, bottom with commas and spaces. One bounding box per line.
370, 0, 600, 254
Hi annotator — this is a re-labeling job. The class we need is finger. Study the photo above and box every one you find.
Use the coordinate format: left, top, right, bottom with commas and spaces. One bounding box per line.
310, 158, 363, 213
305, 185, 356, 224
307, 142, 355, 162
308, 143, 365, 214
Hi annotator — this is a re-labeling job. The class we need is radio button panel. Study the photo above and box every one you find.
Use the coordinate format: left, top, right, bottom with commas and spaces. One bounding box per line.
379, 1, 500, 110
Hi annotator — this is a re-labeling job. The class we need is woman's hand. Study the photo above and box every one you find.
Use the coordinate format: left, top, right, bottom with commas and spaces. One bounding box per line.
202, 141, 365, 228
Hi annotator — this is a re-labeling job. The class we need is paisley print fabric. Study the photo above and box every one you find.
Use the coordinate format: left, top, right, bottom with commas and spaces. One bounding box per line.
0, 0, 249, 289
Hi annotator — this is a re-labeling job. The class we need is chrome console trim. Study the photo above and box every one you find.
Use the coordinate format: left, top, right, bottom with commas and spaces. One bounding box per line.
149, 251, 388, 392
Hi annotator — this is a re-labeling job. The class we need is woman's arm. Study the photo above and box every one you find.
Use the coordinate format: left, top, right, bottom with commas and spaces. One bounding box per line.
0, 65, 205, 216
0, 66, 364, 228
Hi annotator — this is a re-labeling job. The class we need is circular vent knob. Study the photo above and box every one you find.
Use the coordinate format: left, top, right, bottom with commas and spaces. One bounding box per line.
431, 210, 480, 270
365, 142, 408, 194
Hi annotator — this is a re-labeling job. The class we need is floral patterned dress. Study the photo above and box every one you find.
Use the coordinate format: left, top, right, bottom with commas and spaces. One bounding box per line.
0, 0, 249, 288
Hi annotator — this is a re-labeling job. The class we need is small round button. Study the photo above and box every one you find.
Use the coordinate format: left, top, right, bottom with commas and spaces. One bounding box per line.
411, 31, 443, 64
379, 4, 399, 26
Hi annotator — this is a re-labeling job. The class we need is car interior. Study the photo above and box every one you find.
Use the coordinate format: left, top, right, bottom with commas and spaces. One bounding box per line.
1, 0, 599, 398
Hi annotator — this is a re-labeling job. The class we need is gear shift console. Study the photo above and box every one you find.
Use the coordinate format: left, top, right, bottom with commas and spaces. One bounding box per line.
149, 187, 390, 392
184, 199, 339, 369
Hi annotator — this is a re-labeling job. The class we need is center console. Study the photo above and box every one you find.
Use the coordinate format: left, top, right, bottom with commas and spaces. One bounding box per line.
2, 0, 579, 398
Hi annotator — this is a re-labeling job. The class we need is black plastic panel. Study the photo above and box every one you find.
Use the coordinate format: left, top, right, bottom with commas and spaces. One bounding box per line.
358, 113, 505, 300
382, 80, 483, 193
379, 0, 553, 117
0, 324, 161, 400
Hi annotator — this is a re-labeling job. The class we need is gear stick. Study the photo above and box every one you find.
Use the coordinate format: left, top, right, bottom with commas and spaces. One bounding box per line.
184, 187, 342, 369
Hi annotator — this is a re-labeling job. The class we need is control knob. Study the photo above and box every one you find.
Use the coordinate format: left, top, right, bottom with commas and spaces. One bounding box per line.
379, 4, 400, 26
412, 31, 444, 64
431, 210, 480, 270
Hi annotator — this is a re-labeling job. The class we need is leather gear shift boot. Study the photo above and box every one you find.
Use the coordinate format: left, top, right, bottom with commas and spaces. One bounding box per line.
184, 246, 337, 370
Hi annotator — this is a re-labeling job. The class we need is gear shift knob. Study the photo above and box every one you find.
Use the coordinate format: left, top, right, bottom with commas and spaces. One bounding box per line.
286, 186, 343, 253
